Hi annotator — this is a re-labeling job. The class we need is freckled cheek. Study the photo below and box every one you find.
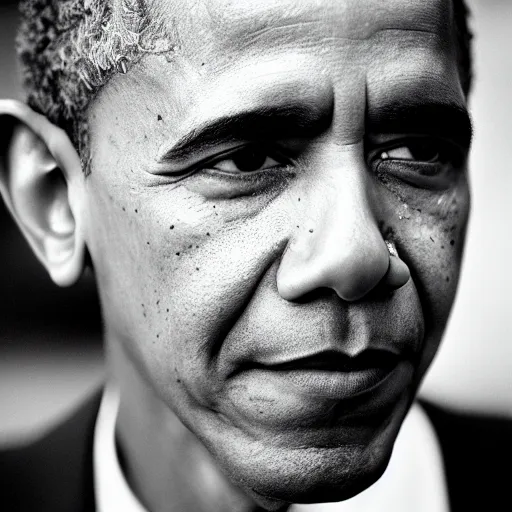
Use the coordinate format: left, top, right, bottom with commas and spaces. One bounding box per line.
86, 197, 177, 324
432, 189, 470, 277
396, 196, 469, 326
94, 215, 209, 392
387, 204, 467, 376
109, 220, 244, 398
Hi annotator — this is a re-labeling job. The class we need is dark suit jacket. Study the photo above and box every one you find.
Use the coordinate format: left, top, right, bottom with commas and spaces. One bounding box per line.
1, 392, 511, 512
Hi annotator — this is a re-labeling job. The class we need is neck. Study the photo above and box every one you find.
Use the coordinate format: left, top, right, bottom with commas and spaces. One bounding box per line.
106, 338, 265, 512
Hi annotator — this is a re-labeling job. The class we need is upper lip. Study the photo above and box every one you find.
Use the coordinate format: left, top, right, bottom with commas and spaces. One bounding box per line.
253, 349, 401, 373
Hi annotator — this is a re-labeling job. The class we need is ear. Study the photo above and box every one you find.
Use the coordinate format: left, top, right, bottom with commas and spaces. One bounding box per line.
0, 100, 87, 287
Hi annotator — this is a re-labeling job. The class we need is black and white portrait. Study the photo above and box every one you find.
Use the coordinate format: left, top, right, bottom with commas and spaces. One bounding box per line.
0, 1, 510, 511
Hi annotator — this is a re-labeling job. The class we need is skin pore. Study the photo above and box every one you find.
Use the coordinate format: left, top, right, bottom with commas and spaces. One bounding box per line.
12, 0, 471, 511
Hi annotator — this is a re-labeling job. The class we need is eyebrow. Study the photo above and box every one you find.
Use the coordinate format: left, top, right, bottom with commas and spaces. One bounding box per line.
157, 103, 332, 164
367, 100, 473, 148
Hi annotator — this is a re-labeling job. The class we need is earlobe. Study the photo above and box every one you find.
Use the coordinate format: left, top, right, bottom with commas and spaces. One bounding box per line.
0, 100, 86, 287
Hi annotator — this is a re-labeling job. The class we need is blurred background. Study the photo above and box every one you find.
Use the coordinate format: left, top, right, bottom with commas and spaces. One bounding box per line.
0, 0, 510, 448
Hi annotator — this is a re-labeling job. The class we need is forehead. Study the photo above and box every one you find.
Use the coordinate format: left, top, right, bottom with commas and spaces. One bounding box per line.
140, 0, 459, 99
149, 0, 453, 57
91, 0, 463, 154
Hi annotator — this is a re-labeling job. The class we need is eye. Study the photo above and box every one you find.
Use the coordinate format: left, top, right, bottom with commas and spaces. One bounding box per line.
208, 145, 282, 173
371, 137, 466, 190
380, 139, 445, 164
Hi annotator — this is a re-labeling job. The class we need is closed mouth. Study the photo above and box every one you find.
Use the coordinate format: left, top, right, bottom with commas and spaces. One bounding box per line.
258, 349, 400, 373
233, 349, 409, 401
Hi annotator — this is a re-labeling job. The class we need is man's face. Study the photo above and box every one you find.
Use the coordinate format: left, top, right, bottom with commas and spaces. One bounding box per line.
84, 0, 470, 504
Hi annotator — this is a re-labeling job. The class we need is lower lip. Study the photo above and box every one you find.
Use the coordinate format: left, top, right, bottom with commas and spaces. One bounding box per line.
272, 366, 397, 400
224, 361, 414, 430
243, 361, 411, 402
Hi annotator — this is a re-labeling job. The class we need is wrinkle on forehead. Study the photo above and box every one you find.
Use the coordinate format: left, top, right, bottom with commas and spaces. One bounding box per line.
106, 0, 459, 135
194, 0, 452, 47
155, 0, 456, 90
65, 0, 452, 116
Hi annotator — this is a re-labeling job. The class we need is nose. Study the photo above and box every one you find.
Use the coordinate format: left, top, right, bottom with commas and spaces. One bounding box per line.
276, 147, 409, 302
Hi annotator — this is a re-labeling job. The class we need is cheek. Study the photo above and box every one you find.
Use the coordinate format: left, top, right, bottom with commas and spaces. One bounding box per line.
381, 182, 470, 366
412, 187, 469, 300
84, 178, 212, 383
84, 174, 289, 400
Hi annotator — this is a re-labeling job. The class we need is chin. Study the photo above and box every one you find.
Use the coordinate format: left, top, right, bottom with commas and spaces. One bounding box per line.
235, 441, 394, 510
208, 394, 410, 510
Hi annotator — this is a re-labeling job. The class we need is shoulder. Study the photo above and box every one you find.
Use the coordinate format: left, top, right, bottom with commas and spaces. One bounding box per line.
0, 389, 102, 512
421, 399, 512, 512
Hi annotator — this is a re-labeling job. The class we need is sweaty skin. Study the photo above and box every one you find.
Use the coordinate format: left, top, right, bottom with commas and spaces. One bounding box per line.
76, 0, 471, 510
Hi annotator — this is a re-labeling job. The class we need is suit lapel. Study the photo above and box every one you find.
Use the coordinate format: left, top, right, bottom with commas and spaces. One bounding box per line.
0, 388, 103, 512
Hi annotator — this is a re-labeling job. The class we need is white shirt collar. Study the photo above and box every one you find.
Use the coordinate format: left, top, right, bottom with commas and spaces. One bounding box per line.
94, 385, 147, 512
94, 386, 449, 512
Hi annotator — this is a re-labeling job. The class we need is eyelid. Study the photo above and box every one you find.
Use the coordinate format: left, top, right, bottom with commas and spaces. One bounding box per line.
368, 136, 466, 166
197, 143, 291, 172
149, 142, 292, 181
193, 144, 250, 169
150, 143, 250, 178
369, 136, 467, 191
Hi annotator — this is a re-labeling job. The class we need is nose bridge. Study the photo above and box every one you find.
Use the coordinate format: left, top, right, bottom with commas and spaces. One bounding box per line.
318, 150, 375, 243
277, 146, 389, 302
